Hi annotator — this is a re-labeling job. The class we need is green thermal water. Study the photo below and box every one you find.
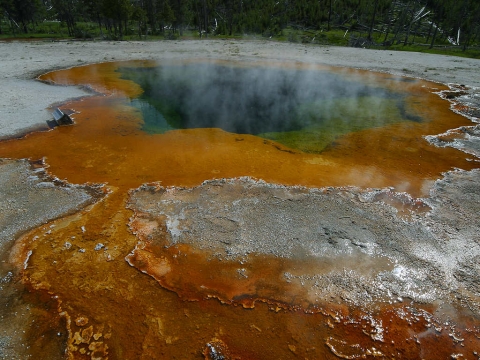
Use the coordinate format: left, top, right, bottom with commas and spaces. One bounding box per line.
119, 63, 422, 153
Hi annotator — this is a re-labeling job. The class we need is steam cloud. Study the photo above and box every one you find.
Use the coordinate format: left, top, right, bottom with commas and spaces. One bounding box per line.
120, 62, 420, 152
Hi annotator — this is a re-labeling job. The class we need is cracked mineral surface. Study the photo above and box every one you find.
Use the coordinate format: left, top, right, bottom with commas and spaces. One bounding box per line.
126, 172, 480, 311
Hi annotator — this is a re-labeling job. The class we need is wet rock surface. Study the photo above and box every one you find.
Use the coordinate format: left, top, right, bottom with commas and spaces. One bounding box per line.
425, 83, 480, 160
427, 124, 480, 159
0, 159, 104, 360
127, 171, 480, 313
0, 159, 104, 254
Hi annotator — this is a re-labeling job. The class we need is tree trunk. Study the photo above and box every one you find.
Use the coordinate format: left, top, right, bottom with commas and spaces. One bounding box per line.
462, 32, 471, 51
195, 0, 202, 36
391, 19, 403, 44
382, 11, 393, 45
367, 0, 378, 41
429, 23, 438, 48
403, 4, 414, 46
97, 15, 104, 38
411, 19, 422, 44
228, 0, 234, 36
327, 0, 332, 31
383, 24, 391, 44
11, 20, 17, 36
426, 17, 434, 43
203, 0, 208, 37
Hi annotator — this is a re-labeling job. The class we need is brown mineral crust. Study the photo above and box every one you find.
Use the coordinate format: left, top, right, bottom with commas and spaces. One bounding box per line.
125, 205, 319, 308
75, 316, 89, 327
125, 248, 172, 280
17, 286, 70, 359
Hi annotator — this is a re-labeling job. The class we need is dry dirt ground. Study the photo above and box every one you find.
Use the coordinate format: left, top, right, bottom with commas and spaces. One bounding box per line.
0, 39, 479, 359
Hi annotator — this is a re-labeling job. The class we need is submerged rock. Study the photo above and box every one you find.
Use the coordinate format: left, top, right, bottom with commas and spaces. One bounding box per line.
203, 338, 231, 360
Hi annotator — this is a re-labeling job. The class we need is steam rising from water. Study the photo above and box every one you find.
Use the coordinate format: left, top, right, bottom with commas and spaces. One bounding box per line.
120, 63, 421, 152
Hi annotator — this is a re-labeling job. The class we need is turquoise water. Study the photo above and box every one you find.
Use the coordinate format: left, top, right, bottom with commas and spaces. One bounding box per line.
119, 63, 421, 153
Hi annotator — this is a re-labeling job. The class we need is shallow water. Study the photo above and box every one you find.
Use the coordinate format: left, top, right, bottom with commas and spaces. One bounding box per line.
0, 60, 479, 359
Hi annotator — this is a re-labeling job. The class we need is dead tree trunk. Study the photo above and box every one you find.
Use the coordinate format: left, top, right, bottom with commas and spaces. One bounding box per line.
368, 0, 379, 41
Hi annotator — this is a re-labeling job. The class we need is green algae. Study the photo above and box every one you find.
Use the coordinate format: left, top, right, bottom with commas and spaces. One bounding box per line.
119, 63, 423, 153
260, 97, 410, 153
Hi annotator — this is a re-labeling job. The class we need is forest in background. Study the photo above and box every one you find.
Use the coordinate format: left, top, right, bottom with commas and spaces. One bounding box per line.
1, 0, 479, 54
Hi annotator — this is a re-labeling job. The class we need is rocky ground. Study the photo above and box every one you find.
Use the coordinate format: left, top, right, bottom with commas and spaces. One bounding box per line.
127, 171, 480, 312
